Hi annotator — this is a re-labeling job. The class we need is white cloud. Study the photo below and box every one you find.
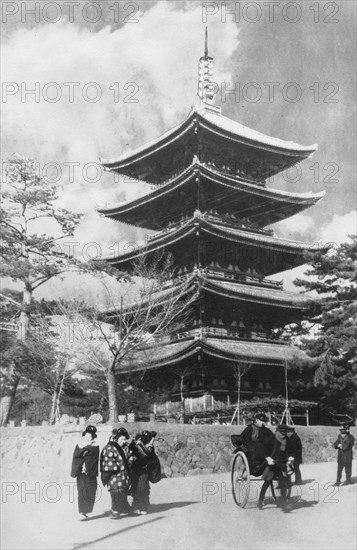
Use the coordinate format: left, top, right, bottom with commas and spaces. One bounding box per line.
273, 213, 315, 241
2, 4, 238, 208
2, 4, 239, 258
320, 211, 357, 247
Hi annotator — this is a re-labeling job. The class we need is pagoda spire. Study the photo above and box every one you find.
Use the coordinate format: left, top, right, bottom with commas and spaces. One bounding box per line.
204, 26, 209, 59
197, 27, 219, 111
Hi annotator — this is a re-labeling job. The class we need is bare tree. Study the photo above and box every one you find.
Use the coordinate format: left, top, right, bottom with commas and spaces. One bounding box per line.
59, 254, 197, 423
231, 362, 252, 425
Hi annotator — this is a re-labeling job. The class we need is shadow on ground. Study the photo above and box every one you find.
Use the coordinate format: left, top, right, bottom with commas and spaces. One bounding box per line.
282, 499, 319, 514
149, 501, 197, 513
299, 479, 316, 485
72, 517, 164, 549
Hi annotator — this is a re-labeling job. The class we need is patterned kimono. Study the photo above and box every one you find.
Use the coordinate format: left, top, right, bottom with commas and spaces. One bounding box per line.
100, 441, 131, 514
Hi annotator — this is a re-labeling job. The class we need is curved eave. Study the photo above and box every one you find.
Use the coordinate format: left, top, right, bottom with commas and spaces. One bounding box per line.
100, 110, 196, 169
102, 273, 307, 319
100, 108, 316, 172
97, 162, 325, 228
105, 217, 330, 268
103, 277, 197, 317
200, 110, 316, 156
120, 338, 300, 372
201, 276, 307, 309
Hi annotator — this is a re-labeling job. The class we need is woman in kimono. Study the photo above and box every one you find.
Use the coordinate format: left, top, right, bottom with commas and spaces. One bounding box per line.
128, 430, 161, 515
100, 427, 132, 519
71, 424, 99, 521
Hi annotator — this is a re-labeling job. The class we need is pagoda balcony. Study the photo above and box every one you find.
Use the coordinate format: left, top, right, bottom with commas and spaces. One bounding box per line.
201, 161, 266, 187
149, 326, 287, 345
204, 211, 275, 236
201, 266, 283, 290
172, 265, 284, 290
145, 212, 274, 244
150, 161, 267, 189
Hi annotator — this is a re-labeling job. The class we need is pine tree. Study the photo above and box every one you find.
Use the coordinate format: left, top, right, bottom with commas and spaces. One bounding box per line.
0, 156, 82, 424
294, 236, 357, 419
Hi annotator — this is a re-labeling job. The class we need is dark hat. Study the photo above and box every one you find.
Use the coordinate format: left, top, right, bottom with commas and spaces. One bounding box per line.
112, 427, 129, 440
277, 424, 290, 433
254, 413, 269, 423
82, 425, 97, 438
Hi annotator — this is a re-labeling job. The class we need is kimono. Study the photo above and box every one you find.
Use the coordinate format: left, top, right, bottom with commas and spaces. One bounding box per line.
100, 441, 131, 514
128, 440, 161, 512
71, 443, 99, 514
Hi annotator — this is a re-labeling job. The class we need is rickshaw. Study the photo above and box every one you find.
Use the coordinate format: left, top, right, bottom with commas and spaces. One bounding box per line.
230, 436, 292, 508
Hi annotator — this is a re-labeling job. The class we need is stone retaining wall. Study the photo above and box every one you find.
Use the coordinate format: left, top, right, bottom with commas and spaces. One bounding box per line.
1, 423, 355, 481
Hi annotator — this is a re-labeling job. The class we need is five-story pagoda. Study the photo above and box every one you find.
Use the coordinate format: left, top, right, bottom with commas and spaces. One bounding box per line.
98, 32, 328, 412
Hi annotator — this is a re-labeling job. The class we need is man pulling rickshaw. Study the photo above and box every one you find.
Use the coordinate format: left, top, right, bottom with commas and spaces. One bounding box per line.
231, 413, 293, 511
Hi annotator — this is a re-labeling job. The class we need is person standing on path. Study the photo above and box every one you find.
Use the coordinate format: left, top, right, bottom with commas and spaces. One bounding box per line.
71, 425, 99, 521
257, 424, 292, 512
100, 427, 132, 519
286, 426, 303, 485
333, 423, 355, 486
128, 430, 162, 515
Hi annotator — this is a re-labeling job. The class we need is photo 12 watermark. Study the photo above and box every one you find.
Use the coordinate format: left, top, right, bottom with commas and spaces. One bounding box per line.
1, 1, 140, 24
201, 1, 341, 24
1, 81, 140, 104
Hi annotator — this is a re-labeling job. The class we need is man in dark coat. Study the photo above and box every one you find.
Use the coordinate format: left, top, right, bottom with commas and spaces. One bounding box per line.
257, 424, 291, 512
239, 413, 276, 476
333, 423, 355, 486
286, 426, 303, 485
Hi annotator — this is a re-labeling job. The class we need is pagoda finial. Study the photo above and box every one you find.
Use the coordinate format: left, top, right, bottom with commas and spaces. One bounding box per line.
204, 26, 208, 59
197, 27, 217, 108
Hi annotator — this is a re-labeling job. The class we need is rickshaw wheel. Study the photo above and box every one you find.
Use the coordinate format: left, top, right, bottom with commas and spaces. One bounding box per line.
231, 451, 251, 508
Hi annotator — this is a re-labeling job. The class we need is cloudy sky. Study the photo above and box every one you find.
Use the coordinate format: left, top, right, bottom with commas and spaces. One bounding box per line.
1, 0, 356, 297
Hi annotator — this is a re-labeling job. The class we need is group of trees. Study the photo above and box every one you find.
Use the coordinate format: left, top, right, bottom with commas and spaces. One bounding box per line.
1, 156, 356, 425
290, 237, 357, 420
0, 156, 193, 425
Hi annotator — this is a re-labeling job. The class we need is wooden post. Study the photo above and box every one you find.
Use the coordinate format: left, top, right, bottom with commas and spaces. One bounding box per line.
306, 408, 309, 426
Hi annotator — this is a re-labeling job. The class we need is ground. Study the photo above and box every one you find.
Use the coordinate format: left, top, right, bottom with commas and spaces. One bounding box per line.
1, 462, 356, 550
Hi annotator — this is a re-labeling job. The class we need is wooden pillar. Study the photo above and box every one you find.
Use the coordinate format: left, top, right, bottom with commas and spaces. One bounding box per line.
306, 408, 309, 426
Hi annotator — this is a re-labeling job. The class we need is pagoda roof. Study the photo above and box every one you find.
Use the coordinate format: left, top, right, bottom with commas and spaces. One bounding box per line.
98, 161, 325, 230
100, 108, 316, 182
200, 275, 307, 309
104, 271, 308, 319
119, 337, 301, 372
104, 214, 329, 276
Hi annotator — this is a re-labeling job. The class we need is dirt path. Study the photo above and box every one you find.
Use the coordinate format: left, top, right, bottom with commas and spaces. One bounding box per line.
1, 461, 356, 549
